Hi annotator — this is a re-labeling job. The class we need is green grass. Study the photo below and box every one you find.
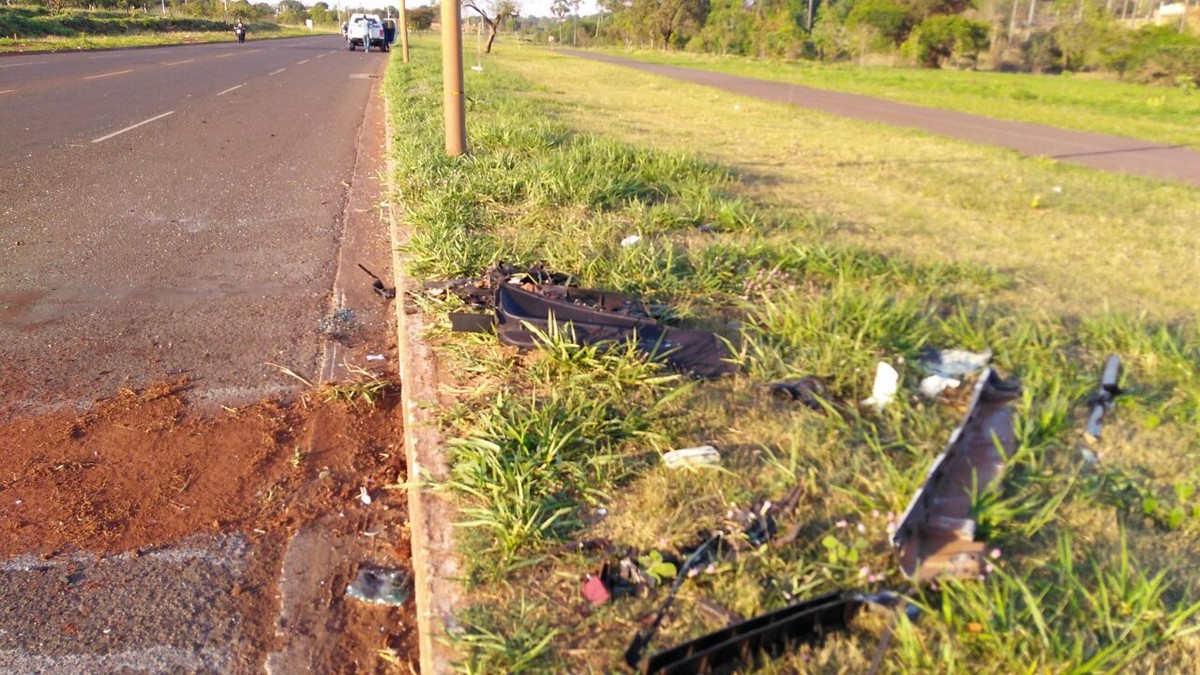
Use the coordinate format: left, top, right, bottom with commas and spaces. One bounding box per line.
386, 37, 1200, 673
495, 47, 1200, 322
589, 47, 1200, 149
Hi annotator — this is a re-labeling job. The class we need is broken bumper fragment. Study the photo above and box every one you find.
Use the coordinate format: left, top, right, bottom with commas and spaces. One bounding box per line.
891, 368, 1021, 581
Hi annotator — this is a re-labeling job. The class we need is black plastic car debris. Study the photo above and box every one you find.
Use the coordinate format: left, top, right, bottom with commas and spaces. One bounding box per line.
1085, 355, 1123, 441
496, 284, 736, 378
891, 368, 1021, 581
768, 376, 827, 410
640, 591, 863, 674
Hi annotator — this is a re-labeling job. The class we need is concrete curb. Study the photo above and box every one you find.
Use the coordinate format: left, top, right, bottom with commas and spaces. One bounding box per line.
382, 78, 462, 674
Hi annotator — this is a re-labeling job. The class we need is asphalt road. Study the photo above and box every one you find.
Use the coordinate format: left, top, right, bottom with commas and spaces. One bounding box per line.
0, 36, 389, 417
0, 36, 402, 672
565, 51, 1200, 188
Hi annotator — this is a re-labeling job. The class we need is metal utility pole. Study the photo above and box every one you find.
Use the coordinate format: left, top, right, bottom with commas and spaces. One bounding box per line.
399, 0, 410, 62
442, 0, 467, 156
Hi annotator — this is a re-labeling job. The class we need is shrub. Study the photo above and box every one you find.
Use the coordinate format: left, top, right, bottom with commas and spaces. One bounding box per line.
903, 14, 990, 67
1101, 25, 1200, 86
845, 0, 917, 46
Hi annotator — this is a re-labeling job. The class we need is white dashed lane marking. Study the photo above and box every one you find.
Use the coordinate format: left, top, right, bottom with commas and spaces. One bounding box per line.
91, 111, 175, 144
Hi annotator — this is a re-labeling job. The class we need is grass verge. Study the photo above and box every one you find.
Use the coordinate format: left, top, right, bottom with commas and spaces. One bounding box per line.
587, 47, 1200, 150
386, 38, 1200, 673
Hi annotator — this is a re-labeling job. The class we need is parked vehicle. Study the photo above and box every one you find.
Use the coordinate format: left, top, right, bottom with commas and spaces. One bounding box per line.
346, 13, 388, 52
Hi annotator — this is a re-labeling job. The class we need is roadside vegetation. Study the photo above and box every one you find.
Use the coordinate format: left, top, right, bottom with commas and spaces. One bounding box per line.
0, 4, 335, 52
589, 47, 1200, 148
524, 0, 1200, 88
386, 38, 1200, 672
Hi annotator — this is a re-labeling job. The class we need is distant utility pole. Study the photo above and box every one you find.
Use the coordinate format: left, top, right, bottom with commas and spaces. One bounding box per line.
442, 0, 467, 156
398, 0, 410, 62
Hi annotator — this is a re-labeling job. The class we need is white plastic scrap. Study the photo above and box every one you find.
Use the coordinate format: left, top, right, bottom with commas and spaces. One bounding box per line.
925, 349, 992, 378
662, 445, 721, 469
359, 486, 372, 505
861, 362, 899, 412
918, 349, 992, 399
620, 235, 643, 247
919, 375, 962, 399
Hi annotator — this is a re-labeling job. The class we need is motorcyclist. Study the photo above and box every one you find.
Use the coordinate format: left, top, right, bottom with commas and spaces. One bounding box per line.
234, 19, 246, 44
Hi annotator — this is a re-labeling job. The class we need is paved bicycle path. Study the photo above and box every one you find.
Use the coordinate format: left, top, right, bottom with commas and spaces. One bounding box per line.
564, 51, 1200, 188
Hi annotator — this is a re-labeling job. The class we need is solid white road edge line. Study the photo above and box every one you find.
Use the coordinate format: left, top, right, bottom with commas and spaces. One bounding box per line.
91, 111, 175, 144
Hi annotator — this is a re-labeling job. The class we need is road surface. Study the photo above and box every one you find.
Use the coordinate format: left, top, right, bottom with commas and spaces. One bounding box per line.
0, 36, 412, 672
1, 36, 390, 416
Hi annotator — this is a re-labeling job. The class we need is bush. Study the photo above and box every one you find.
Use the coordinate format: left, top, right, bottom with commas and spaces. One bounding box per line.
1022, 30, 1064, 74
1101, 25, 1200, 86
845, 0, 917, 46
903, 14, 989, 67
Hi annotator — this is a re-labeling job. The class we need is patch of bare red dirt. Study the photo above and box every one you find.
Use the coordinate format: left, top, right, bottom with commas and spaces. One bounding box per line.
0, 378, 416, 673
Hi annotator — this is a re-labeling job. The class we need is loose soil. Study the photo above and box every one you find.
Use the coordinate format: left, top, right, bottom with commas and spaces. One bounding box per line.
0, 378, 416, 673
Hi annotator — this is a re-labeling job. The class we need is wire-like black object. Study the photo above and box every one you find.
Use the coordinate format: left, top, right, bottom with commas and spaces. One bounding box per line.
624, 534, 722, 668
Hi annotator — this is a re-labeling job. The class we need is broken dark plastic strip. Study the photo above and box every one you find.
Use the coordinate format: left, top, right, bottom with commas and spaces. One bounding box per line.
641, 591, 861, 674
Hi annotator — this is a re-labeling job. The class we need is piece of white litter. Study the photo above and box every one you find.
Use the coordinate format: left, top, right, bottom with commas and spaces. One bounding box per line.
620, 235, 642, 247
920, 374, 962, 399
861, 362, 899, 412
924, 349, 991, 379
662, 445, 721, 469
1052, 186, 1063, 193
359, 487, 372, 505
366, 354, 385, 362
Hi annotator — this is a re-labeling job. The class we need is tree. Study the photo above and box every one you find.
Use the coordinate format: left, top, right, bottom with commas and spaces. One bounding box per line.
551, 0, 569, 43
570, 0, 582, 45
463, 0, 520, 53
407, 5, 437, 29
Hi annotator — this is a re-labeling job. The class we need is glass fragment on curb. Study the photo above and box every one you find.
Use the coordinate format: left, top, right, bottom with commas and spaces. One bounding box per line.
345, 567, 412, 606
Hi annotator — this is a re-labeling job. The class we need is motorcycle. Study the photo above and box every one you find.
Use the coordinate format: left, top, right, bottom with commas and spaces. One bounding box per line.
235, 25, 246, 44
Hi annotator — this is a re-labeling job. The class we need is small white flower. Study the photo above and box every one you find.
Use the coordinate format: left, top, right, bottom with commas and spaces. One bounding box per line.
856, 523, 866, 534
835, 520, 848, 529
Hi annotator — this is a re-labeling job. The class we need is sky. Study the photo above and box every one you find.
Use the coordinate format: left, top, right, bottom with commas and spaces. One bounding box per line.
316, 0, 599, 19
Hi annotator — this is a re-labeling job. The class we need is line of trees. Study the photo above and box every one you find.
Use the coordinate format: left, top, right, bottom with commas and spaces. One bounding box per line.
575, 0, 1198, 82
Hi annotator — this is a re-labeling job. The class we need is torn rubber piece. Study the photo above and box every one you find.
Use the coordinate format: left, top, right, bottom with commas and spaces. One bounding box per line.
641, 591, 862, 674
891, 368, 1020, 581
1085, 355, 1123, 441
495, 284, 736, 378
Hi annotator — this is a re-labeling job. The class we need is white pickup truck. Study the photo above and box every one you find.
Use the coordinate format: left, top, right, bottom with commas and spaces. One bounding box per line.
346, 13, 388, 52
